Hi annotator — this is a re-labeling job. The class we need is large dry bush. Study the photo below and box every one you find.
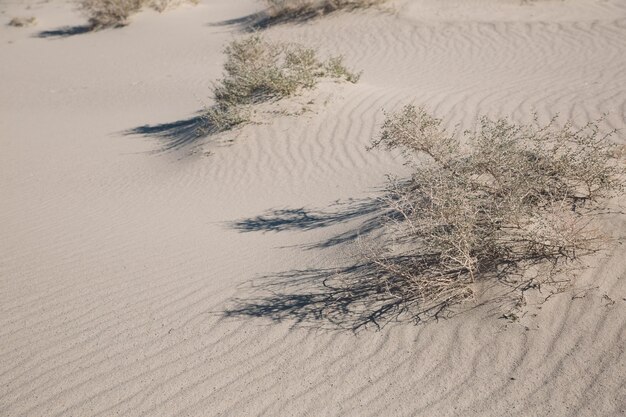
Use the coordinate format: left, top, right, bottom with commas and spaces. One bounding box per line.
77, 0, 195, 29
204, 34, 360, 133
368, 105, 624, 318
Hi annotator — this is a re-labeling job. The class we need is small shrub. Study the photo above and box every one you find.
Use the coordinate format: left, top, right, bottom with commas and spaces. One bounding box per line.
8, 17, 37, 27
204, 34, 360, 134
324, 55, 361, 83
76, 0, 196, 29
77, 0, 143, 28
214, 34, 359, 105
202, 105, 249, 134
150, 0, 197, 12
368, 106, 625, 318
265, 0, 387, 22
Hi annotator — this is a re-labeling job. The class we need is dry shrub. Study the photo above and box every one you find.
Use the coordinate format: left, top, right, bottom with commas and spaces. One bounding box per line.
203, 34, 360, 134
265, 0, 387, 21
77, 0, 143, 28
77, 0, 196, 29
368, 105, 625, 318
150, 0, 197, 12
8, 17, 37, 27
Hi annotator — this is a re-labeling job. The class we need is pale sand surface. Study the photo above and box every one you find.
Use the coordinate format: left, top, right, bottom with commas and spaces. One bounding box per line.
1, 0, 625, 416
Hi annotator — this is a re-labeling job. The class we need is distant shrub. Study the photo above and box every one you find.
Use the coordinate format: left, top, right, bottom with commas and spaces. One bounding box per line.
77, 0, 143, 28
150, 0, 197, 12
368, 106, 625, 318
264, 0, 387, 22
204, 34, 360, 134
8, 16, 37, 27
77, 0, 196, 29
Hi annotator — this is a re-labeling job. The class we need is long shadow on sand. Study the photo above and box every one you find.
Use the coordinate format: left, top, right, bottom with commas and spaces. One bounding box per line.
223, 258, 464, 331
224, 263, 405, 331
211, 4, 368, 32
211, 10, 322, 32
224, 195, 531, 330
224, 197, 453, 331
223, 258, 526, 331
124, 113, 208, 152
231, 198, 387, 249
36, 25, 93, 38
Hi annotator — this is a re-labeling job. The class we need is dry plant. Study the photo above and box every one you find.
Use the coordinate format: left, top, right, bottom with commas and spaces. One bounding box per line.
8, 16, 37, 27
264, 0, 387, 22
76, 0, 196, 29
203, 34, 360, 134
150, 0, 197, 12
367, 105, 625, 319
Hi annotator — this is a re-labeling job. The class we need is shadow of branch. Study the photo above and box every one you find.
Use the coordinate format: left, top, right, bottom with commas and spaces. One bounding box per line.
223, 194, 580, 331
221, 255, 567, 332
230, 197, 399, 249
124, 114, 208, 152
232, 198, 382, 231
210, 0, 390, 33
223, 263, 428, 331
225, 198, 429, 330
35, 25, 93, 39
210, 9, 328, 32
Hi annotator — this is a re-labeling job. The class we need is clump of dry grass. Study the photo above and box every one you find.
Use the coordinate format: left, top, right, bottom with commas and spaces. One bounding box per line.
77, 0, 142, 28
8, 16, 37, 27
265, 0, 387, 22
203, 34, 360, 134
76, 0, 196, 29
149, 0, 195, 12
367, 105, 625, 318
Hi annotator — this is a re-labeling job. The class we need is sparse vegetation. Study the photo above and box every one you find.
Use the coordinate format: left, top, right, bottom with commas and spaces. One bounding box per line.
76, 0, 196, 29
203, 34, 360, 134
264, 0, 387, 23
8, 16, 37, 27
367, 106, 625, 319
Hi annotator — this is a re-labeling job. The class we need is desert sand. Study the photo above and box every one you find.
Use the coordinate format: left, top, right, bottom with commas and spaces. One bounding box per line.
1, 0, 625, 416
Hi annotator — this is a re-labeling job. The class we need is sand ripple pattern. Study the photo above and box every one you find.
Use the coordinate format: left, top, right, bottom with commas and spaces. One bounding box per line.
1, 0, 625, 416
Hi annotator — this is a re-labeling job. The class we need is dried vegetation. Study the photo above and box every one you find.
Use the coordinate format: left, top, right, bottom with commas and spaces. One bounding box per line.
366, 105, 625, 319
77, 0, 196, 29
203, 34, 360, 134
8, 16, 37, 27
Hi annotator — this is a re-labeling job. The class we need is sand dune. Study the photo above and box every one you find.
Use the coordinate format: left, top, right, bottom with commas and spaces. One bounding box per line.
1, 0, 625, 416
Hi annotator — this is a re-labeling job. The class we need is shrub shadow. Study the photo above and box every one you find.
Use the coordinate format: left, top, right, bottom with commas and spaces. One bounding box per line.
36, 25, 93, 38
210, 7, 341, 32
222, 257, 548, 331
224, 196, 452, 331
210, 13, 308, 32
209, 12, 264, 31
124, 113, 208, 152
223, 258, 461, 332
224, 194, 561, 331
231, 198, 387, 248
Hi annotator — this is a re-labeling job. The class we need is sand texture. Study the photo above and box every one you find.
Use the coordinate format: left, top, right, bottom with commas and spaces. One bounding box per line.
1, 0, 625, 416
